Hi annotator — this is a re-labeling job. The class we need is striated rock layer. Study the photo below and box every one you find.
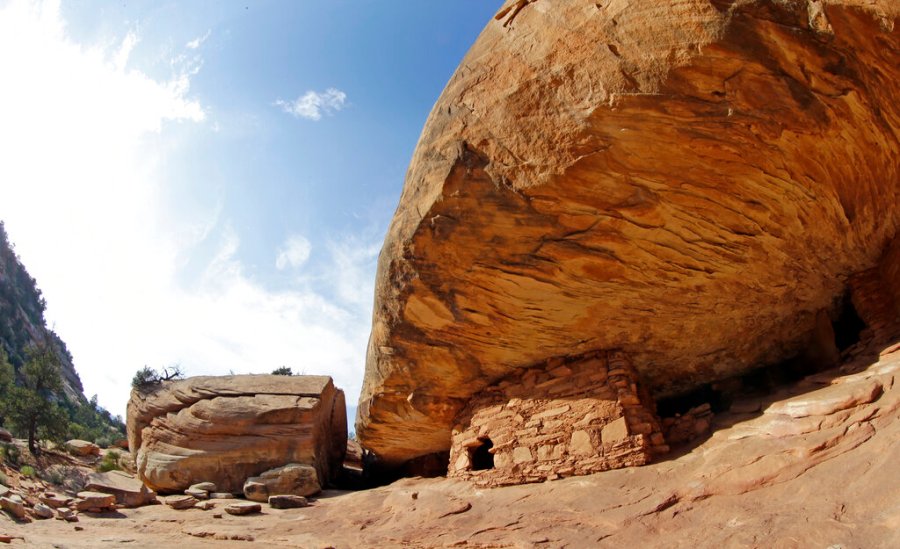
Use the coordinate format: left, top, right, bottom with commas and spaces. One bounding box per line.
127, 375, 346, 493
357, 0, 900, 466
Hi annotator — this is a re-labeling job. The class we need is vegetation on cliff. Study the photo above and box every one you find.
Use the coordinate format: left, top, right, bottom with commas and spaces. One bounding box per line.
0, 221, 125, 453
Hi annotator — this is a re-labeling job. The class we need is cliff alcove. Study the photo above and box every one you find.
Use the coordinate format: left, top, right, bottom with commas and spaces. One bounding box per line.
356, 0, 900, 473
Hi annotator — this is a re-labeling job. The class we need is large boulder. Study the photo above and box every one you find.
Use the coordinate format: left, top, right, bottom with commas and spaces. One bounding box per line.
127, 375, 347, 493
243, 463, 320, 502
85, 470, 157, 508
357, 0, 900, 467
66, 439, 100, 456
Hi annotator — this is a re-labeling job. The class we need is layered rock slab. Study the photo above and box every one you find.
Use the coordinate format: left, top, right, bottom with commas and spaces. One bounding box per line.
357, 0, 900, 466
127, 375, 346, 493
85, 470, 157, 508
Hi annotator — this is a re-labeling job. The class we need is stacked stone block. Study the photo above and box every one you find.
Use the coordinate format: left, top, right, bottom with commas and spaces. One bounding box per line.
448, 350, 668, 487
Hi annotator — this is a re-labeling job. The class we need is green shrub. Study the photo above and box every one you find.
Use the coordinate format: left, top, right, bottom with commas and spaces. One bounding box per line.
40, 467, 64, 486
132, 365, 183, 390
97, 451, 121, 473
20, 465, 35, 477
1, 443, 21, 466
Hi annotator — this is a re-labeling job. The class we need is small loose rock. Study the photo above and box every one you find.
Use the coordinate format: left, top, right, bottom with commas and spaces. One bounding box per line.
164, 495, 198, 510
0, 497, 27, 520
269, 494, 309, 509
31, 503, 54, 519
189, 482, 217, 493
224, 502, 261, 516
184, 488, 209, 500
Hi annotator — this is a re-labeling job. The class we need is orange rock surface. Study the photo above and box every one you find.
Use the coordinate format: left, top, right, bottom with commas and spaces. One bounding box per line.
357, 0, 900, 466
127, 375, 346, 493
7, 346, 900, 548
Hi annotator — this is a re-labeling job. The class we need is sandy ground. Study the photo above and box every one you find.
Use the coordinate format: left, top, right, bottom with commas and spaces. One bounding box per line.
2, 346, 898, 549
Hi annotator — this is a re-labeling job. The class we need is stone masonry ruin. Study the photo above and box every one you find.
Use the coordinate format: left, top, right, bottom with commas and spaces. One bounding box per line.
356, 1, 900, 486
448, 351, 668, 487
446, 237, 900, 486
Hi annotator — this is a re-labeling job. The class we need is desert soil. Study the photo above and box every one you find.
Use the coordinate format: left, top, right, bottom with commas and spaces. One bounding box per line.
3, 345, 899, 549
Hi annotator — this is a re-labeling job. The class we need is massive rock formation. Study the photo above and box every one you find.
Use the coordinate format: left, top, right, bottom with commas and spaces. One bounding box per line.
0, 222, 83, 400
127, 375, 346, 493
357, 0, 900, 467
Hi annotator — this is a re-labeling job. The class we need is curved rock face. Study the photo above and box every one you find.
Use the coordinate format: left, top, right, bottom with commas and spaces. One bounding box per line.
127, 375, 346, 493
357, 0, 900, 466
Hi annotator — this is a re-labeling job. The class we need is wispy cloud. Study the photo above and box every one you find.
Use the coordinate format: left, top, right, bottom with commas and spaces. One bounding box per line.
0, 1, 375, 418
276, 88, 347, 121
185, 29, 210, 50
275, 234, 312, 270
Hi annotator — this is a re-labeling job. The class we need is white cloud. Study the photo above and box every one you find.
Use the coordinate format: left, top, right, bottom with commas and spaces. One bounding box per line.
114, 31, 138, 72
275, 235, 312, 271
0, 1, 376, 420
327, 234, 381, 307
276, 88, 347, 121
185, 29, 211, 50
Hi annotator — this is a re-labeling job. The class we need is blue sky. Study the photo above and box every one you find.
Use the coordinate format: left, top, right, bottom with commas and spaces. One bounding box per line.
0, 0, 502, 421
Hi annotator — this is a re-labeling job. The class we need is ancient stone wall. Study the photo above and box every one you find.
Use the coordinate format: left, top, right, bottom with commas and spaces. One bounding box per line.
448, 351, 667, 487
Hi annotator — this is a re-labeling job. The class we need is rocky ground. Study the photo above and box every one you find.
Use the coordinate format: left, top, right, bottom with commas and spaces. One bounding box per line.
1, 342, 897, 548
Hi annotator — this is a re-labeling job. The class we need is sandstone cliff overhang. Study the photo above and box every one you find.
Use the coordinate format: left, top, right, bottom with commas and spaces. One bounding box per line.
357, 0, 900, 467
127, 375, 347, 493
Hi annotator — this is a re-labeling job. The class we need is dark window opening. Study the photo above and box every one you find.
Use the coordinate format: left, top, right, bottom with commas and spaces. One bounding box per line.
832, 292, 867, 351
469, 437, 494, 471
655, 383, 728, 417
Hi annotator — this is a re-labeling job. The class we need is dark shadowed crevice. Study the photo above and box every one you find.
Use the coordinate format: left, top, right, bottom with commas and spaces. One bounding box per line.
833, 291, 867, 351
656, 383, 727, 417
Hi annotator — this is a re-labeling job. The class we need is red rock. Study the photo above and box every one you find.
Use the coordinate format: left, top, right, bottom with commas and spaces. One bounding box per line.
0, 496, 26, 520
39, 493, 71, 508
30, 503, 53, 520
356, 0, 900, 470
224, 502, 261, 516
164, 495, 197, 510
74, 491, 116, 512
127, 375, 346, 494
243, 463, 320, 502
765, 379, 884, 418
66, 439, 100, 456
268, 495, 308, 509
85, 470, 157, 508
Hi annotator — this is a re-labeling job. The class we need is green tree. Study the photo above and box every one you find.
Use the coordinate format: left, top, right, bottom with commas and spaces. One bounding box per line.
0, 348, 13, 426
2, 345, 69, 454
271, 366, 293, 376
